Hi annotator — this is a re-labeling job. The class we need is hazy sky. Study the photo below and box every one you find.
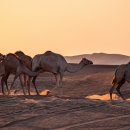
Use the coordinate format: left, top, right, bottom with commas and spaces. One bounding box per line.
0, 0, 130, 56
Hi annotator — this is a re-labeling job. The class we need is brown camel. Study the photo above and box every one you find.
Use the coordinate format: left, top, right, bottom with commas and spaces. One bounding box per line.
0, 53, 5, 76
110, 62, 130, 100
32, 51, 93, 88
15, 51, 32, 95
0, 53, 6, 93
1, 53, 39, 95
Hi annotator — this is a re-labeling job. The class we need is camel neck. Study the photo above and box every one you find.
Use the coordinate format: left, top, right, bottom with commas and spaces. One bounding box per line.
66, 62, 85, 73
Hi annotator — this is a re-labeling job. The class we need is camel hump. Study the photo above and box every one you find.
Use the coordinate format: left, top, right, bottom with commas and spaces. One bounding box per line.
15, 51, 25, 55
6, 53, 23, 62
44, 51, 52, 55
44, 51, 62, 57
6, 53, 17, 58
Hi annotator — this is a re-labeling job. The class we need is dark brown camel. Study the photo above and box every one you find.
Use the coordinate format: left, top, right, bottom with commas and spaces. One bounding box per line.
110, 62, 130, 100
15, 51, 32, 95
1, 53, 39, 95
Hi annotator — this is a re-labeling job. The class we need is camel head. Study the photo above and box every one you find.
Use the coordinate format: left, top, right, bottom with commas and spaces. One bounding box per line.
81, 58, 93, 65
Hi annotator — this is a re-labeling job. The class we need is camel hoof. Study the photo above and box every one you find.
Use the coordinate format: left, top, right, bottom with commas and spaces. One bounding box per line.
36, 93, 40, 96
23, 93, 27, 96
28, 92, 31, 96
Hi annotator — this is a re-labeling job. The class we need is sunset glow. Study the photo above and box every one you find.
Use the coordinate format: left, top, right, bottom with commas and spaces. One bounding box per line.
0, 0, 130, 56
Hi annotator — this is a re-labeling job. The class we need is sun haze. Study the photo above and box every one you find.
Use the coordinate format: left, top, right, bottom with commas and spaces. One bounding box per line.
0, 0, 130, 56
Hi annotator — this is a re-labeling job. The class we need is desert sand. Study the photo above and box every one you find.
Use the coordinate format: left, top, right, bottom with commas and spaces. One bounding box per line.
0, 65, 130, 130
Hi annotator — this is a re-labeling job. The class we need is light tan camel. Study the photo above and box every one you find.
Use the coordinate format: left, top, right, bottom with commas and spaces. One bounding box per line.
32, 51, 93, 87
110, 62, 130, 100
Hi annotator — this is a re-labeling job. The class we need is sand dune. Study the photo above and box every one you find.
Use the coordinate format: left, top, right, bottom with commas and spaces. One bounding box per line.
65, 53, 130, 65
0, 65, 130, 130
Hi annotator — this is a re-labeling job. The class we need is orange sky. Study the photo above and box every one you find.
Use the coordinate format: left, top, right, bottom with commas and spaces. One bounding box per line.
0, 0, 130, 56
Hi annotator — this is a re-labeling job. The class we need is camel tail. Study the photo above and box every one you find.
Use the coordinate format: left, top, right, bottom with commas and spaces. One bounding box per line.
111, 69, 117, 85
111, 75, 116, 85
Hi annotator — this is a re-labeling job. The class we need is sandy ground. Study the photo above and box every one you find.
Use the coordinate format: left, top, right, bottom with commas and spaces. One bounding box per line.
0, 65, 130, 130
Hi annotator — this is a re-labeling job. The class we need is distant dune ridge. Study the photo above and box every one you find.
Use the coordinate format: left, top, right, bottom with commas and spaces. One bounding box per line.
65, 53, 130, 65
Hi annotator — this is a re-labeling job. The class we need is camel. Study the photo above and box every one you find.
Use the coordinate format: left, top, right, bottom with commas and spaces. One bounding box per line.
110, 62, 130, 100
32, 51, 93, 88
15, 51, 32, 94
0, 53, 5, 76
1, 53, 39, 95
0, 53, 6, 92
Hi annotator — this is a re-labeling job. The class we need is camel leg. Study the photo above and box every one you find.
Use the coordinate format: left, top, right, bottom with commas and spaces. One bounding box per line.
10, 74, 19, 91
116, 80, 125, 100
23, 74, 27, 87
19, 75, 26, 96
20, 74, 23, 85
54, 73, 61, 86
32, 76, 39, 95
56, 74, 60, 87
27, 76, 31, 95
5, 81, 9, 95
1, 76, 6, 95
19, 74, 26, 87
1, 73, 10, 95
109, 83, 118, 100
4, 73, 10, 95
23, 74, 28, 86
54, 74, 57, 85
59, 73, 63, 87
